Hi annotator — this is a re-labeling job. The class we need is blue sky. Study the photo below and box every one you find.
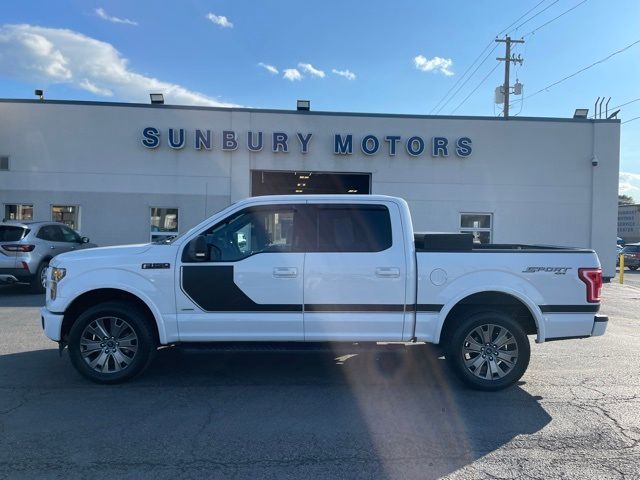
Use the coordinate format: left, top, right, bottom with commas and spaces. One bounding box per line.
1, 0, 639, 193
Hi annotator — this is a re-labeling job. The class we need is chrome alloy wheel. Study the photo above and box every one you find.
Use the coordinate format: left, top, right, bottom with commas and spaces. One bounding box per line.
462, 323, 519, 380
79, 317, 139, 373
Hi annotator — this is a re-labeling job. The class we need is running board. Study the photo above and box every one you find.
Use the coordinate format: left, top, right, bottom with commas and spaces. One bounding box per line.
176, 341, 419, 354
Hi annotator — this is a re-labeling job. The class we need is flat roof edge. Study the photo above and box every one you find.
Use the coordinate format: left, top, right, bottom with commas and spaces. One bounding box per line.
0, 98, 622, 123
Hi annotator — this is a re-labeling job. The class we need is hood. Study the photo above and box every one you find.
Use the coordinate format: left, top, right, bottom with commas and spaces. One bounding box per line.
54, 243, 155, 263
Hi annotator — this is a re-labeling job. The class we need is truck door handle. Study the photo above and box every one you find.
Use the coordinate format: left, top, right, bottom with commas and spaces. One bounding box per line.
273, 267, 298, 278
375, 267, 400, 278
50, 246, 56, 250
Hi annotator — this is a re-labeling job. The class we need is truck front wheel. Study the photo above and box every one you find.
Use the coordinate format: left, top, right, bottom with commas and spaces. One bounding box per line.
68, 301, 156, 384
445, 311, 530, 391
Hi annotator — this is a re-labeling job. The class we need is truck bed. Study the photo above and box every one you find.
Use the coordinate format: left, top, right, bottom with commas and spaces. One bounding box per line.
414, 233, 594, 253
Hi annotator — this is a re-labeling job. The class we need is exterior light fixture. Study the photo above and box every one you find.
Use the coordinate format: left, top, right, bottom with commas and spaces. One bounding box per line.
573, 108, 589, 119
150, 93, 165, 105
297, 100, 310, 111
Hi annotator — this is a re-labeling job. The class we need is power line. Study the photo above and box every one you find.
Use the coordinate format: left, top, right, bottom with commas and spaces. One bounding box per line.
523, 0, 589, 37
429, 40, 494, 114
622, 116, 640, 125
513, 0, 561, 32
430, 0, 548, 114
514, 38, 640, 103
435, 44, 499, 114
451, 62, 502, 114
498, 0, 548, 36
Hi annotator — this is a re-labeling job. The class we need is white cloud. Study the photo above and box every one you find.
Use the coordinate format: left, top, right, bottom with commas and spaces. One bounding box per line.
258, 62, 278, 75
95, 8, 138, 26
206, 13, 233, 28
413, 55, 454, 76
0, 24, 241, 107
620, 172, 640, 196
283, 68, 302, 81
298, 63, 325, 78
332, 68, 356, 80
79, 78, 113, 96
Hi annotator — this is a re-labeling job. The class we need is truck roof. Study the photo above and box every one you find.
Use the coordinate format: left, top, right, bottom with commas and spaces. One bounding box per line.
236, 194, 401, 203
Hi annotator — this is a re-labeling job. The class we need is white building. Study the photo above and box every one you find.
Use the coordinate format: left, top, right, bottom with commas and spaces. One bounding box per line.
618, 204, 640, 243
0, 99, 620, 277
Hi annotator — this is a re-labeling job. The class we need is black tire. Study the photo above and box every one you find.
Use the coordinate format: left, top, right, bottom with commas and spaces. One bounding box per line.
30, 260, 49, 294
68, 301, 157, 384
629, 266, 638, 271
445, 310, 530, 391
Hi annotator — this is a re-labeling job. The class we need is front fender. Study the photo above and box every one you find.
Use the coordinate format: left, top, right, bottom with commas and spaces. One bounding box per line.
431, 270, 547, 343
50, 267, 176, 344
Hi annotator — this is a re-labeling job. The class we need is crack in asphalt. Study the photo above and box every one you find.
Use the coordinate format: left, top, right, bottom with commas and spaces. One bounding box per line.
569, 402, 640, 450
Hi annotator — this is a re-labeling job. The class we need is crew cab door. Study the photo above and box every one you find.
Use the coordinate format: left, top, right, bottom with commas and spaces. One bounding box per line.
303, 202, 407, 341
176, 204, 304, 341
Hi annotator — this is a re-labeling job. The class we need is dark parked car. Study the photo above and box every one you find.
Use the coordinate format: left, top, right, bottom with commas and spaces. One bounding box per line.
0, 221, 97, 292
620, 243, 640, 271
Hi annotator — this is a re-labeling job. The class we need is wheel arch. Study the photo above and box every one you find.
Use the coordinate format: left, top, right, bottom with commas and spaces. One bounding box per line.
60, 288, 163, 345
437, 290, 544, 345
36, 255, 54, 272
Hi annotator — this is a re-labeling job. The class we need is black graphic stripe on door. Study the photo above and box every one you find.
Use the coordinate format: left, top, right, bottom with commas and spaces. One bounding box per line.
181, 265, 302, 312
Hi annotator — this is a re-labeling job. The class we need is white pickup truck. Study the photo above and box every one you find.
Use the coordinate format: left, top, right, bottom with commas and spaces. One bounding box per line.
41, 195, 607, 390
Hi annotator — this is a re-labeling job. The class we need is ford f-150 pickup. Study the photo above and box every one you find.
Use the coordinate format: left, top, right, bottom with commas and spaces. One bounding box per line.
40, 195, 607, 390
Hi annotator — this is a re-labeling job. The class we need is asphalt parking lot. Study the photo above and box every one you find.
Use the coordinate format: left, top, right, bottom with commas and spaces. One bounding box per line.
0, 279, 639, 480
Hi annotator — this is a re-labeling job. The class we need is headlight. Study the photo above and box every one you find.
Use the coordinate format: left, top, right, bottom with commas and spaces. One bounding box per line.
51, 267, 66, 282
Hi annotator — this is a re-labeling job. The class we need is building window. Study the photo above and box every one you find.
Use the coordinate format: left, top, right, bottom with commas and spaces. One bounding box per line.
150, 207, 178, 242
460, 213, 492, 244
4, 204, 33, 221
52, 205, 80, 229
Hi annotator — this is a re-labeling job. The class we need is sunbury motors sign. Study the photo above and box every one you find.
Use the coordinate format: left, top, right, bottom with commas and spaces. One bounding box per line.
141, 127, 473, 158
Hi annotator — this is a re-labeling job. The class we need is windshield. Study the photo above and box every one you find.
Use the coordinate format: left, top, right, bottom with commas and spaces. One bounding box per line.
160, 203, 240, 245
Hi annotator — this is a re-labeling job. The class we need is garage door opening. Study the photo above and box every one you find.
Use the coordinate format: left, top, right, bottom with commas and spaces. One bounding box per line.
251, 170, 371, 196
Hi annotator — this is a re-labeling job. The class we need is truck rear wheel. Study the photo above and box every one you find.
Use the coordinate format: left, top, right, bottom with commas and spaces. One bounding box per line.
68, 301, 156, 384
445, 310, 530, 391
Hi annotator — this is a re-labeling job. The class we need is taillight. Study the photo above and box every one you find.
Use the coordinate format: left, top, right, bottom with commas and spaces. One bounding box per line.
578, 268, 602, 303
1, 244, 35, 252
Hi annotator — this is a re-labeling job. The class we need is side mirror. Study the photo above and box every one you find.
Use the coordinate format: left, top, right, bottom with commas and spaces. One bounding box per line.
188, 235, 208, 262
81, 237, 90, 243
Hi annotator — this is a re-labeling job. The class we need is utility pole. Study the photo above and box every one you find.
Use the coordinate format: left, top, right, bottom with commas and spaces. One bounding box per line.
496, 36, 524, 118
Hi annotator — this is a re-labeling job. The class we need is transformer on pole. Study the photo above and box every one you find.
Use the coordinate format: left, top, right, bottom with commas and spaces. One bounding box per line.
495, 36, 524, 118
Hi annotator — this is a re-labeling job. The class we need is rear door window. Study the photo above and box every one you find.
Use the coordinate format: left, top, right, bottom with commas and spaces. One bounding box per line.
0, 226, 27, 241
310, 204, 392, 252
37, 225, 63, 242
